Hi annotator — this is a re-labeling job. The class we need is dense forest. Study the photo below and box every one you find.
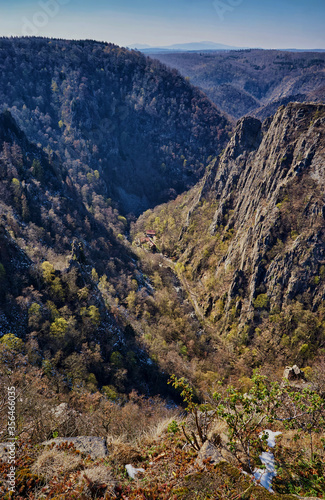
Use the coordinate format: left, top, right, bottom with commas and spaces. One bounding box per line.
0, 37, 231, 398
0, 37, 231, 213
0, 106, 218, 398
0, 108, 173, 397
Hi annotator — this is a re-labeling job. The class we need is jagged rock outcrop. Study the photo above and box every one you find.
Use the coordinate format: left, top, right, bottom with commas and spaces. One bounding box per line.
134, 101, 325, 359
152, 102, 325, 336
205, 103, 325, 325
201, 103, 325, 324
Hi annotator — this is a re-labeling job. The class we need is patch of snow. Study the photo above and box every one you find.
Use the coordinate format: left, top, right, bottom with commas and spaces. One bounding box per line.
260, 429, 282, 448
254, 430, 281, 492
254, 452, 277, 492
125, 464, 145, 480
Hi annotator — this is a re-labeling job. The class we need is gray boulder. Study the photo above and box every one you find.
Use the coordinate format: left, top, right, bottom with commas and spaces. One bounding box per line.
195, 440, 223, 468
42, 436, 108, 459
283, 365, 304, 381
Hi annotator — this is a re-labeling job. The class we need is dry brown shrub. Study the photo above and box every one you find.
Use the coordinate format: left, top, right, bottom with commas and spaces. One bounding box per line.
76, 390, 177, 443
107, 441, 143, 466
79, 465, 115, 497
31, 447, 83, 480
0, 346, 66, 443
276, 429, 325, 458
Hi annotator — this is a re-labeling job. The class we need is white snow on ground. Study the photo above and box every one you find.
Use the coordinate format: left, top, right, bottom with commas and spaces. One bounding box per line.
261, 430, 282, 448
254, 430, 282, 492
125, 464, 145, 480
254, 451, 277, 492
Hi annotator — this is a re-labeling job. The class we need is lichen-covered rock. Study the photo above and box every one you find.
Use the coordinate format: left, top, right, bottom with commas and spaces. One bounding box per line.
195, 440, 223, 468
42, 436, 108, 459
283, 365, 305, 380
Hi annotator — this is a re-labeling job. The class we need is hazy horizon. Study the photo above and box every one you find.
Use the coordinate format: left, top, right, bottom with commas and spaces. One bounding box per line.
0, 0, 324, 51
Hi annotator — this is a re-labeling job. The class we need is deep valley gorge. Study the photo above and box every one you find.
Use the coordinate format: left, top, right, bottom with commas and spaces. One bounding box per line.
0, 37, 325, 499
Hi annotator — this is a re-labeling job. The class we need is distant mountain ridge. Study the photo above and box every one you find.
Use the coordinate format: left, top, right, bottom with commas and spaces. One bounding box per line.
131, 41, 246, 53
151, 49, 325, 120
130, 41, 325, 54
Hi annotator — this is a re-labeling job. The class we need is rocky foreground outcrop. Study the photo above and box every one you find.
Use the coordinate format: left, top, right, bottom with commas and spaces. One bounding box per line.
42, 437, 108, 459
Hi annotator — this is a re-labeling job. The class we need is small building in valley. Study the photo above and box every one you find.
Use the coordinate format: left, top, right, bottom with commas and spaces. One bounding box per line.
138, 230, 157, 252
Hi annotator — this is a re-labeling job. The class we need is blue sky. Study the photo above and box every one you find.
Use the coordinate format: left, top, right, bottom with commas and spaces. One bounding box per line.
1, 0, 324, 49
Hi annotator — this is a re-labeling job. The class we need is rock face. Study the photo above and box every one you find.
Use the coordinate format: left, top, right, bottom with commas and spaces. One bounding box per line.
179, 103, 325, 329
283, 365, 305, 381
134, 102, 325, 344
42, 437, 108, 459
195, 440, 223, 468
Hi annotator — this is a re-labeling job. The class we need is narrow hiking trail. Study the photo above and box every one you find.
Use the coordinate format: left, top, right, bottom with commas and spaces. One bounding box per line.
161, 256, 206, 323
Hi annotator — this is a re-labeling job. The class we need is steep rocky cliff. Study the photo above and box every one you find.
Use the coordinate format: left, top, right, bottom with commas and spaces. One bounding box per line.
134, 102, 325, 359
204, 103, 325, 320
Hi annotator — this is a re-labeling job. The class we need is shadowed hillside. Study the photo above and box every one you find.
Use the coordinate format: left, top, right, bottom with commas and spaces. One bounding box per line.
0, 37, 231, 214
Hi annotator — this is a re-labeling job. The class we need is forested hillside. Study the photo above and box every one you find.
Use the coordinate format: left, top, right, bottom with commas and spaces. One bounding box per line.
0, 37, 235, 400
152, 49, 325, 120
0, 109, 217, 399
0, 108, 178, 397
0, 37, 230, 213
